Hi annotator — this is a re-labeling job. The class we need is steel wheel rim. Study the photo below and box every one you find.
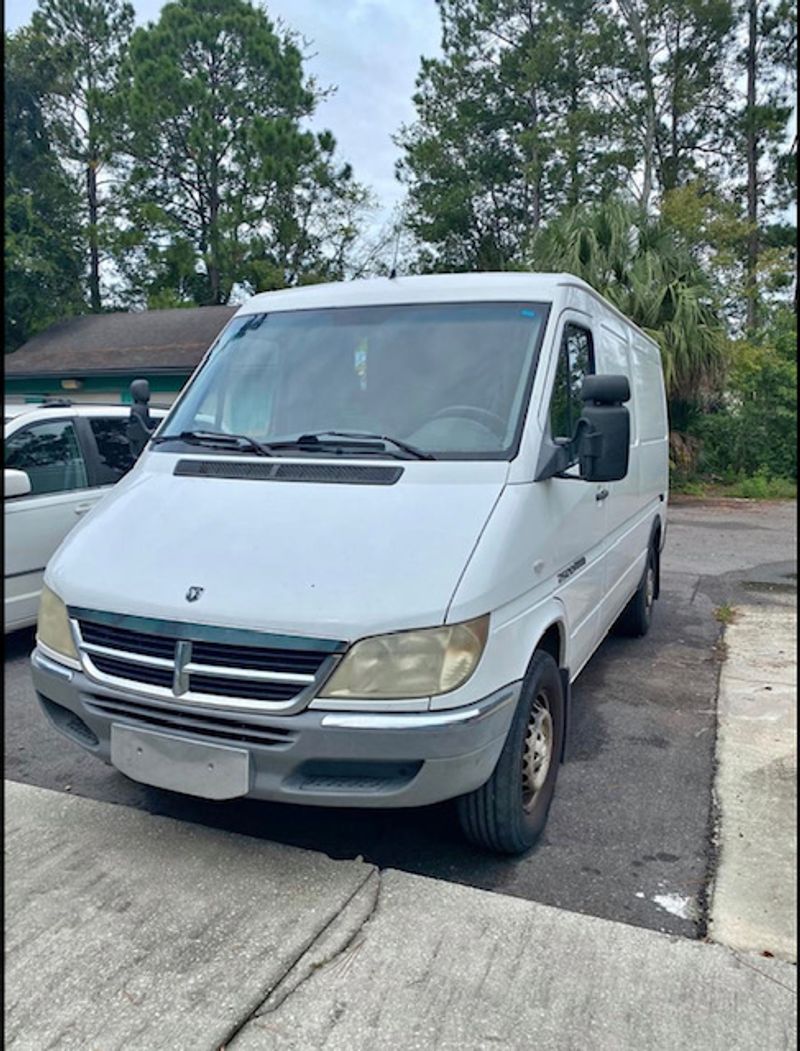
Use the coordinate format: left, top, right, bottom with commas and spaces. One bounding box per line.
645, 562, 655, 611
522, 691, 553, 810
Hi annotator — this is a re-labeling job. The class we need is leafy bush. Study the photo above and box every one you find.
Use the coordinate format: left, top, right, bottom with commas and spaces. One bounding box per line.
690, 309, 797, 482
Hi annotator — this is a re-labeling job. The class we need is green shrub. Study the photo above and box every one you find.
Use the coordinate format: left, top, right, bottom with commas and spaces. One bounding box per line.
690, 310, 797, 481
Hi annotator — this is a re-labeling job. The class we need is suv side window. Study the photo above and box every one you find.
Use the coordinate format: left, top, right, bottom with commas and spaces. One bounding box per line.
549, 323, 595, 440
89, 417, 136, 484
4, 419, 89, 495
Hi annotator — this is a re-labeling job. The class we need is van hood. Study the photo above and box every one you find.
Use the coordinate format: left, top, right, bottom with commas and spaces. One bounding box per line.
48, 454, 507, 642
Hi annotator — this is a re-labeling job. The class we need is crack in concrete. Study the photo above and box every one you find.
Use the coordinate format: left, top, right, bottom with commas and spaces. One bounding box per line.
696, 620, 725, 942
257, 868, 382, 1016
219, 867, 382, 1049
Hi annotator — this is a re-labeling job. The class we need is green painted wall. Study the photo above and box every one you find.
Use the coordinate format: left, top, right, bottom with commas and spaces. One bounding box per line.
5, 373, 188, 405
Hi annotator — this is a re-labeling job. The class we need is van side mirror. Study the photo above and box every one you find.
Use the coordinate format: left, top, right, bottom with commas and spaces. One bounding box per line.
5, 468, 32, 498
534, 373, 631, 483
576, 375, 630, 482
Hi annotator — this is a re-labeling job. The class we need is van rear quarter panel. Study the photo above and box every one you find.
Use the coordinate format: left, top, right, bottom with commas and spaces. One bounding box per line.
600, 319, 669, 626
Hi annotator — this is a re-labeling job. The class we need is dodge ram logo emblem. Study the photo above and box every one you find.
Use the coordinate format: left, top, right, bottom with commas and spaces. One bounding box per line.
185, 586, 204, 602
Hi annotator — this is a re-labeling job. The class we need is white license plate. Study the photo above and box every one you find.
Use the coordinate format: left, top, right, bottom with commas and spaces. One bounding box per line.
111, 724, 250, 800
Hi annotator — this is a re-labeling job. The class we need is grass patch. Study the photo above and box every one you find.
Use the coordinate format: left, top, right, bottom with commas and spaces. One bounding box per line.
670, 478, 707, 496
671, 473, 797, 500
714, 604, 737, 625
722, 475, 797, 500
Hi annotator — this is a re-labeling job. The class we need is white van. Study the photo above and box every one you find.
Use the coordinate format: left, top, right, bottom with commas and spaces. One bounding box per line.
31, 273, 668, 854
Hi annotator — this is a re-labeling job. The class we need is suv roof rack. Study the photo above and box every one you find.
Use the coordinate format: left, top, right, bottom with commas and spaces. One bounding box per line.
41, 397, 73, 407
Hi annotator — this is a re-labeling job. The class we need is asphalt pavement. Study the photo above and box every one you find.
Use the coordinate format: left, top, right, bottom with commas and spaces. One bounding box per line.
4, 498, 796, 942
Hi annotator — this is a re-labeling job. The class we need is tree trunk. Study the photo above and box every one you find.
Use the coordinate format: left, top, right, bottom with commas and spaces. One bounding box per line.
87, 161, 101, 313
619, 0, 657, 212
745, 0, 759, 333
206, 47, 224, 305
208, 183, 222, 305
529, 85, 542, 231
567, 82, 580, 207
664, 14, 682, 193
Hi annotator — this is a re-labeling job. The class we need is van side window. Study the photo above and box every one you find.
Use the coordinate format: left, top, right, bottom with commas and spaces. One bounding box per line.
549, 324, 595, 440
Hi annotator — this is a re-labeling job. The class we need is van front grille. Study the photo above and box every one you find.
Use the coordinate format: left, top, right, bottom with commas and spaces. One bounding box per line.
84, 695, 297, 749
72, 609, 344, 713
90, 653, 174, 689
190, 639, 324, 675
80, 620, 175, 659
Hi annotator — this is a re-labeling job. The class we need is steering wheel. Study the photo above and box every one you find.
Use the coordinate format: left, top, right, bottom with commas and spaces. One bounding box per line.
430, 405, 507, 439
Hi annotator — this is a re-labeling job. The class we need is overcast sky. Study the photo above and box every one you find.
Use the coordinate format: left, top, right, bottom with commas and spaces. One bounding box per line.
5, 0, 443, 223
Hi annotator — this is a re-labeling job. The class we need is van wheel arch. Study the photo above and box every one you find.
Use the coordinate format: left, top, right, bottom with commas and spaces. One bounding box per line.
537, 621, 564, 667
650, 518, 662, 599
531, 621, 570, 764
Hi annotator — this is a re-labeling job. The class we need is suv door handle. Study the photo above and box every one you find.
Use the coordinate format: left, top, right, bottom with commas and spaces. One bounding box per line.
74, 502, 93, 515
595, 488, 609, 502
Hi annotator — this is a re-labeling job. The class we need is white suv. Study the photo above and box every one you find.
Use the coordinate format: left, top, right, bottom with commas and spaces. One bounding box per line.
4, 401, 165, 632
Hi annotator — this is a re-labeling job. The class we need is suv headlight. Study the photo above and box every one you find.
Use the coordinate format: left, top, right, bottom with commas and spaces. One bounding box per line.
37, 586, 78, 661
318, 615, 489, 700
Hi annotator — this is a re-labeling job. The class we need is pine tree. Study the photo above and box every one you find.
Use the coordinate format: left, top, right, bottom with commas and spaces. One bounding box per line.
612, 0, 735, 209
734, 0, 797, 330
397, 0, 625, 270
5, 30, 86, 352
30, 0, 135, 313
116, 0, 368, 306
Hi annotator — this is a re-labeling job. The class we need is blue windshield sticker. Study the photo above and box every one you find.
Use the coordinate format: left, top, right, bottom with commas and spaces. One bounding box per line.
354, 343, 368, 390
520, 308, 537, 318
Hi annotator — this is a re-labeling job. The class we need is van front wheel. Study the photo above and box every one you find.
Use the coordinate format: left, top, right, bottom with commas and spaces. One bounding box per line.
457, 651, 565, 855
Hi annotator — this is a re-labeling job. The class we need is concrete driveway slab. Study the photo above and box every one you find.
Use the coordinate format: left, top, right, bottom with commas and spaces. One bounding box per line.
4, 781, 374, 1051
231, 868, 797, 1051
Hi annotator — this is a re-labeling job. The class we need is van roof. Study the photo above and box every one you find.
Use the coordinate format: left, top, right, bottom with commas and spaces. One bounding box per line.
239, 272, 585, 314
236, 272, 659, 349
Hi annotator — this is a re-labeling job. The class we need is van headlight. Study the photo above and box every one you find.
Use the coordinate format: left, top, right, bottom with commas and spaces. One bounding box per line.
318, 615, 489, 700
37, 586, 79, 661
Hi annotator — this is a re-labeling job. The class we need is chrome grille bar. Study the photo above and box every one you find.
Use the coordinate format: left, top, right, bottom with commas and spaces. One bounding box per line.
81, 641, 174, 669
184, 662, 313, 684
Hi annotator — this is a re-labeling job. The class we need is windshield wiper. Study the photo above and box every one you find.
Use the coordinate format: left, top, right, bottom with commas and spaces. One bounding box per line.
151, 430, 272, 457
269, 431, 435, 461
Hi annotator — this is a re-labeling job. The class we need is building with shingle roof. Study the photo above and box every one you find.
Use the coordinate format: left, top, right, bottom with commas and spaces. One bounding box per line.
5, 306, 237, 406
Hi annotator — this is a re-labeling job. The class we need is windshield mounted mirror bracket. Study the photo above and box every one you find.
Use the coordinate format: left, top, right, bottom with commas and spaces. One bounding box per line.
127, 378, 156, 458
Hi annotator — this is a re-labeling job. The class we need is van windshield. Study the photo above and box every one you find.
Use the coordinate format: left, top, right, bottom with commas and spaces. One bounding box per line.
157, 301, 550, 460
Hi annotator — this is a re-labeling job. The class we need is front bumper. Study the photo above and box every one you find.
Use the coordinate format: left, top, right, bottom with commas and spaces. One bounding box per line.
31, 648, 520, 808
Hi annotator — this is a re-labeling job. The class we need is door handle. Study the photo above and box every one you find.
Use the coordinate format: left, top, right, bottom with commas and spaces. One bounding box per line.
74, 502, 93, 516
595, 488, 609, 502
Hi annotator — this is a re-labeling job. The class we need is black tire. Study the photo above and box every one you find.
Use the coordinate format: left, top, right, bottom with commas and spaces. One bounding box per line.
457, 650, 565, 855
613, 544, 657, 638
